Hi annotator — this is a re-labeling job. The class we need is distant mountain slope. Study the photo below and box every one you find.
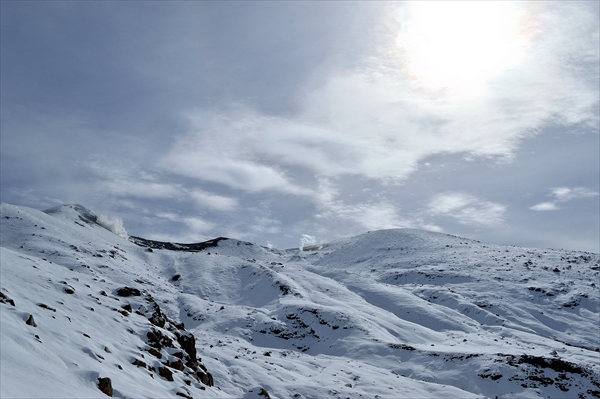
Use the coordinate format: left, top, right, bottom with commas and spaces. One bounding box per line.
1, 203, 598, 398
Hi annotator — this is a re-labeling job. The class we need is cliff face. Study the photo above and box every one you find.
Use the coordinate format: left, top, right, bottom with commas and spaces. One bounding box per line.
1, 202, 599, 399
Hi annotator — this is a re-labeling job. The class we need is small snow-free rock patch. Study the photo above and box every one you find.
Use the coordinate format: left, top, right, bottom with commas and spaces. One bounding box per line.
132, 359, 147, 368
0, 291, 15, 306
197, 371, 214, 386
258, 388, 271, 398
26, 314, 37, 327
148, 348, 162, 359
172, 274, 181, 281
167, 359, 185, 371
98, 377, 113, 397
158, 366, 174, 381
116, 287, 141, 297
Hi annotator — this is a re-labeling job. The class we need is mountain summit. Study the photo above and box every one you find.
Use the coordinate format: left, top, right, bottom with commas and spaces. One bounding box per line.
1, 202, 598, 398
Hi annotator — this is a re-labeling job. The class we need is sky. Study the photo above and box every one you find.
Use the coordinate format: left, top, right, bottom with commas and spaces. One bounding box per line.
1, 1, 598, 252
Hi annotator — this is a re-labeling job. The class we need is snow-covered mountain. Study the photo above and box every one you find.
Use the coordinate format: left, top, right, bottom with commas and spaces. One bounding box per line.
1, 203, 598, 399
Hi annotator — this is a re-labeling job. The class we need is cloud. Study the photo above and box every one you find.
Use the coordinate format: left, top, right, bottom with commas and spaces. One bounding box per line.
190, 190, 238, 211
551, 187, 599, 202
530, 202, 559, 211
156, 212, 214, 234
161, 111, 311, 195
104, 181, 182, 199
160, 3, 597, 196
89, 162, 239, 212
531, 187, 599, 211
251, 216, 281, 235
312, 178, 412, 232
428, 192, 506, 227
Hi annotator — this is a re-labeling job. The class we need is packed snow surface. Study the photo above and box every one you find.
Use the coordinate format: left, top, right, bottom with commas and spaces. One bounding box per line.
1, 203, 598, 398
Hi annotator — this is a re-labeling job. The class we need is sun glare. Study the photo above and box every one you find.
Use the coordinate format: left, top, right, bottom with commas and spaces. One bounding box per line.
399, 1, 528, 96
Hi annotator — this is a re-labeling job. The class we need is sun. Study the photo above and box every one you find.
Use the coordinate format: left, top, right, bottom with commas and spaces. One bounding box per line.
398, 1, 528, 96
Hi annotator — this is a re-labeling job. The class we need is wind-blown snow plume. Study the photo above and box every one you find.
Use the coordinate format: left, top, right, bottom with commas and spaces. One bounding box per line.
299, 234, 317, 251
96, 214, 128, 238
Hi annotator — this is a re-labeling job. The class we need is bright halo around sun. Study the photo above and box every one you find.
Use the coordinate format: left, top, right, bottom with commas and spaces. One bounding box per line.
398, 1, 529, 96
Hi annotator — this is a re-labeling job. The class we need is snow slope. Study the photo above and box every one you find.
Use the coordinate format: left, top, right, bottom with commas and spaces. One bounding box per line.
1, 203, 598, 398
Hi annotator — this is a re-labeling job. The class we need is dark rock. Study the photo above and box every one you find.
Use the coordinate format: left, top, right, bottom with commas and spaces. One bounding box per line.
132, 359, 147, 368
173, 351, 184, 359
197, 371, 214, 387
148, 348, 162, 359
121, 304, 132, 313
167, 359, 185, 371
158, 366, 174, 381
116, 287, 141, 297
177, 333, 198, 367
172, 274, 181, 281
129, 236, 228, 252
98, 377, 113, 397
104, 346, 111, 353
147, 329, 175, 349
174, 322, 185, 330
37, 303, 56, 312
0, 292, 15, 306
176, 392, 192, 399
63, 287, 75, 294
26, 314, 37, 327
258, 388, 271, 399
100, 291, 107, 296
517, 355, 587, 375
148, 304, 167, 328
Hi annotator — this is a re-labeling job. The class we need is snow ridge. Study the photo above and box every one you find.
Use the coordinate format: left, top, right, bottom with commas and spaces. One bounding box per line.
1, 203, 599, 398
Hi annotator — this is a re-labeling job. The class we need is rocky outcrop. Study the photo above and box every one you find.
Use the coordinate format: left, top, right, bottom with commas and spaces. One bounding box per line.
97, 377, 113, 397
129, 236, 229, 252
135, 296, 214, 387
177, 332, 198, 368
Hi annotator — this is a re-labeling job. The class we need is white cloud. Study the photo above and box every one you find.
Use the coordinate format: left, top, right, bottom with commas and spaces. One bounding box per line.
551, 187, 599, 202
104, 181, 182, 199
312, 178, 412, 232
157, 212, 214, 234
190, 190, 238, 211
161, 3, 597, 196
251, 216, 281, 235
531, 187, 598, 211
428, 192, 506, 227
530, 202, 559, 211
